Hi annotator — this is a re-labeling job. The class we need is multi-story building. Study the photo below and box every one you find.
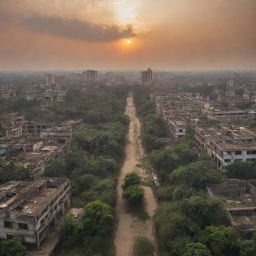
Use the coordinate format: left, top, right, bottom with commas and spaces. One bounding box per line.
142, 68, 153, 85
195, 125, 256, 169
86, 70, 98, 81
0, 178, 71, 246
168, 119, 186, 138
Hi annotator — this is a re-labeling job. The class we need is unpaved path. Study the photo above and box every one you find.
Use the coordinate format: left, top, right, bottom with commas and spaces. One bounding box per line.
114, 93, 157, 256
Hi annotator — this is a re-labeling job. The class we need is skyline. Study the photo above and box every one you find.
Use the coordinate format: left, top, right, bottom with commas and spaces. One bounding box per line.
0, 0, 256, 70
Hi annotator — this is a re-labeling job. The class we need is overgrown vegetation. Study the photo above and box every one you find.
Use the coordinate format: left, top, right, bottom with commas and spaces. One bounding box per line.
132, 235, 155, 256
0, 239, 26, 256
133, 86, 251, 256
43, 86, 129, 256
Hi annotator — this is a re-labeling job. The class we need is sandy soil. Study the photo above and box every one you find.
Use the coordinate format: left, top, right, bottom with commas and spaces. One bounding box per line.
114, 93, 158, 256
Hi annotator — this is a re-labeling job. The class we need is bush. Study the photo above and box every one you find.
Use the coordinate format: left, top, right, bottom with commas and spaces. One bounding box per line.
0, 239, 26, 256
132, 236, 155, 256
122, 172, 141, 189
123, 185, 144, 205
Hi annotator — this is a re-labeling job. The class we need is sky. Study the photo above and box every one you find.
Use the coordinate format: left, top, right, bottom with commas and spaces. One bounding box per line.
0, 0, 256, 70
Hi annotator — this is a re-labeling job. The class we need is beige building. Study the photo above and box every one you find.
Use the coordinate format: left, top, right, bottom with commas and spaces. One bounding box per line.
0, 178, 71, 246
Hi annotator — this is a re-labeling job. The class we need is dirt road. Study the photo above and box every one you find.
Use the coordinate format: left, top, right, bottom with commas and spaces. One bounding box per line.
114, 93, 157, 256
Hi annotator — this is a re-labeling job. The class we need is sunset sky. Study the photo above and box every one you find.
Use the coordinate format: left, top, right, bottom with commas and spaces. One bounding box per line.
0, 0, 256, 70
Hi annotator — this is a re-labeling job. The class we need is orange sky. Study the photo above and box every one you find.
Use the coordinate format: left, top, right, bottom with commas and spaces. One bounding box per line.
0, 0, 256, 70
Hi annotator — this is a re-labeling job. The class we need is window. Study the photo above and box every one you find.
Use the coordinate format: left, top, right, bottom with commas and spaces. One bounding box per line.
235, 151, 242, 155
4, 221, 13, 229
247, 150, 256, 155
225, 159, 231, 162
18, 223, 28, 230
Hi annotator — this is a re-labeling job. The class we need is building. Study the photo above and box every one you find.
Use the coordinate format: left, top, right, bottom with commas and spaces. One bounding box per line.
195, 125, 256, 169
86, 70, 98, 81
142, 68, 153, 85
0, 178, 71, 246
208, 179, 256, 234
168, 120, 186, 138
45, 74, 56, 87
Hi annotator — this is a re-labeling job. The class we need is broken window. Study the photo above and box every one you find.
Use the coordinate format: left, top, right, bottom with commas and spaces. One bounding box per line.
18, 223, 28, 230
4, 221, 13, 229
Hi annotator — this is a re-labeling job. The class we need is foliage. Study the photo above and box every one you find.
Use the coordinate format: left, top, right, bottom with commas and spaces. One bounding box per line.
182, 243, 212, 256
170, 161, 222, 189
123, 185, 144, 205
59, 214, 83, 248
179, 196, 230, 228
132, 236, 155, 256
82, 200, 114, 236
199, 226, 240, 256
154, 203, 200, 256
240, 233, 256, 256
226, 161, 256, 179
0, 160, 30, 184
122, 172, 141, 189
0, 239, 26, 256
133, 86, 169, 152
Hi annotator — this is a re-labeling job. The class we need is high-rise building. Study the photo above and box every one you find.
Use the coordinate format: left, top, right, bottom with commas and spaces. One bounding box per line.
86, 70, 98, 81
142, 68, 153, 85
45, 74, 56, 87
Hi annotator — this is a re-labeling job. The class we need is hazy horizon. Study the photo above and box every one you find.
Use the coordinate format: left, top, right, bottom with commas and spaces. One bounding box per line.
1, 0, 256, 70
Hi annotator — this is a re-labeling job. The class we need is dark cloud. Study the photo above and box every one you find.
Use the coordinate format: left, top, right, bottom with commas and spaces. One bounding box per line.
16, 16, 134, 42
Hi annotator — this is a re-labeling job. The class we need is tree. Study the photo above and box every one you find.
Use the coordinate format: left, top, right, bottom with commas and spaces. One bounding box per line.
122, 172, 141, 189
59, 213, 83, 248
0, 239, 26, 256
132, 236, 155, 256
170, 161, 222, 189
123, 185, 144, 205
182, 243, 211, 256
240, 233, 256, 256
154, 203, 200, 255
226, 161, 256, 179
45, 160, 67, 177
199, 226, 240, 256
82, 200, 113, 236
179, 196, 230, 228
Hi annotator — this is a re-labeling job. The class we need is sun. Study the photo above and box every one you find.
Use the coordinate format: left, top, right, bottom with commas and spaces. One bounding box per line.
127, 39, 132, 45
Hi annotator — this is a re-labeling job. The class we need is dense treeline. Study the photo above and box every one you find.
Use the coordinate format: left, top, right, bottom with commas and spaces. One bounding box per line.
0, 86, 129, 123
0, 86, 129, 256
133, 87, 256, 256
44, 86, 129, 256
133, 86, 169, 152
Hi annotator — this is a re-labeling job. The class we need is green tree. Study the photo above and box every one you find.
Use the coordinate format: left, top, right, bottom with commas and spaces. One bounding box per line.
240, 233, 256, 256
0, 239, 26, 256
82, 200, 113, 236
179, 196, 230, 228
123, 185, 144, 205
132, 236, 155, 256
182, 243, 211, 256
59, 213, 83, 248
122, 172, 141, 189
199, 226, 240, 256
154, 203, 200, 255
170, 161, 222, 189
226, 161, 256, 179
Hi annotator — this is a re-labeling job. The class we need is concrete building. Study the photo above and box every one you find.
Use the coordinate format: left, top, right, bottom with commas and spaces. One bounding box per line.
142, 68, 153, 85
86, 70, 98, 81
168, 120, 186, 138
0, 178, 71, 246
196, 125, 256, 169
45, 74, 56, 87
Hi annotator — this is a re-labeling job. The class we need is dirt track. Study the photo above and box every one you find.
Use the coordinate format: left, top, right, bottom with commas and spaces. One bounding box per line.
114, 93, 157, 256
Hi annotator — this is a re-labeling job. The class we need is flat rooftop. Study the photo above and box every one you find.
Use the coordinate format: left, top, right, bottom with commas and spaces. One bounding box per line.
0, 178, 69, 216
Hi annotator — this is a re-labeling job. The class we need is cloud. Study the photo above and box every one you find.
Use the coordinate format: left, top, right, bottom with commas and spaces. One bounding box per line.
17, 15, 134, 42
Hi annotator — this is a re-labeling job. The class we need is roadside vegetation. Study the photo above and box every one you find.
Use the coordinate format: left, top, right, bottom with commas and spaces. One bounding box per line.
0, 86, 129, 256
133, 86, 256, 256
